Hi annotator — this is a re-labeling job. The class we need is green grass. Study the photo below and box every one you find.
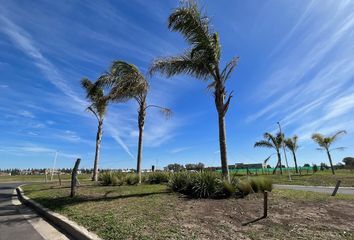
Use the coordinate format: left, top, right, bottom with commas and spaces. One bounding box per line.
0, 174, 91, 182
259, 169, 354, 187
23, 182, 185, 240
22, 181, 354, 240
272, 189, 354, 202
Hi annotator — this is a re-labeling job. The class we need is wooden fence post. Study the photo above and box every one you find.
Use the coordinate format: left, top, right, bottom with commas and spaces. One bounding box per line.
263, 191, 268, 218
71, 158, 81, 198
57, 172, 62, 186
331, 180, 341, 196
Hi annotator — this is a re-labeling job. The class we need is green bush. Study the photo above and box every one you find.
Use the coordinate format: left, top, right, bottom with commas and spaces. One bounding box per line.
249, 177, 272, 193
235, 180, 253, 197
146, 172, 170, 184
191, 171, 222, 198
221, 180, 236, 197
168, 171, 194, 194
99, 172, 124, 186
125, 174, 139, 185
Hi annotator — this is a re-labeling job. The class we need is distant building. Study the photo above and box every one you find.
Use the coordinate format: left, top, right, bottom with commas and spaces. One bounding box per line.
235, 163, 263, 169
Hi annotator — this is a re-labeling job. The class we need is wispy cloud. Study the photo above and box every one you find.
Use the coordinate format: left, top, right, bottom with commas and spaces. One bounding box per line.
0, 14, 138, 158
17, 110, 35, 118
170, 146, 192, 154
247, 0, 354, 141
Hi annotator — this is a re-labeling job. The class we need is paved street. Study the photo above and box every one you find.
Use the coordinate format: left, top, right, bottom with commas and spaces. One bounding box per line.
274, 184, 354, 195
0, 182, 69, 240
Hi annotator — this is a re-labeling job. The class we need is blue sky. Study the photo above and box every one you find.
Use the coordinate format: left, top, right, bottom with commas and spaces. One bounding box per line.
1, 0, 354, 170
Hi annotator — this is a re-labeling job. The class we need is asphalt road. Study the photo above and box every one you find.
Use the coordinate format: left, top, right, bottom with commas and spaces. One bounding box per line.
0, 182, 69, 240
274, 184, 354, 195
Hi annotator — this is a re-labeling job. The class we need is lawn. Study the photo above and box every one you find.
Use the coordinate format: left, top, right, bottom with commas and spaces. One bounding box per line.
22, 181, 354, 240
263, 169, 354, 187
0, 173, 91, 182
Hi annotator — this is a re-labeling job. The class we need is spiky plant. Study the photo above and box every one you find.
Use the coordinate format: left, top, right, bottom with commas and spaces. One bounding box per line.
81, 78, 109, 181
285, 135, 299, 174
311, 130, 347, 175
149, 0, 238, 181
254, 132, 284, 175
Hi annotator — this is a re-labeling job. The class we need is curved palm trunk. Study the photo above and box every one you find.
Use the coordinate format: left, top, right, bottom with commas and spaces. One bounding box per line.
214, 79, 230, 182
272, 151, 283, 175
92, 120, 103, 181
137, 102, 146, 184
326, 149, 335, 175
218, 112, 229, 181
292, 151, 299, 174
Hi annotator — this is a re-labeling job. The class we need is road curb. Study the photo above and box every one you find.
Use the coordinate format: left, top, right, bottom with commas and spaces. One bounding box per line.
16, 186, 102, 240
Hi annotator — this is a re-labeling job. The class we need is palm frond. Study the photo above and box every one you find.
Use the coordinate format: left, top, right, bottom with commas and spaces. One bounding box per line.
330, 147, 346, 152
331, 130, 347, 143
168, 0, 211, 50
99, 60, 148, 102
254, 140, 274, 149
220, 57, 239, 82
149, 50, 211, 80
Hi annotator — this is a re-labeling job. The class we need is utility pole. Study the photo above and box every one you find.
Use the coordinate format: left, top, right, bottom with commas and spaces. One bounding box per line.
277, 122, 292, 181
51, 151, 58, 181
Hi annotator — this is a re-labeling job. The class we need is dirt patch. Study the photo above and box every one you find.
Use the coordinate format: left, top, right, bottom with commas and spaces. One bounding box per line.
164, 193, 354, 240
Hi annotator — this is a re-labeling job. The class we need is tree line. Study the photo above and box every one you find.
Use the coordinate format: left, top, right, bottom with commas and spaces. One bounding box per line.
254, 130, 347, 175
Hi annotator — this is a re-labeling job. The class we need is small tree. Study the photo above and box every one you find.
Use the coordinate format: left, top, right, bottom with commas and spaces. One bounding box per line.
81, 78, 109, 181
166, 163, 184, 172
311, 130, 347, 175
284, 136, 299, 174
254, 132, 283, 174
343, 157, 354, 171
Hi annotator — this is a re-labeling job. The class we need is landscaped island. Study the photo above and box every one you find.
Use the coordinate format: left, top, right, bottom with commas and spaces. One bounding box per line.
20, 170, 354, 240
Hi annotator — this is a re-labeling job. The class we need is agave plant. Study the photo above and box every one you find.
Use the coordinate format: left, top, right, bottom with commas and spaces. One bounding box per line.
312, 130, 346, 175
150, 0, 239, 181
81, 78, 109, 181
254, 132, 284, 174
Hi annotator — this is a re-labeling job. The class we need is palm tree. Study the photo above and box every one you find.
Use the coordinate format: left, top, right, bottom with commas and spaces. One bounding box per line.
97, 60, 169, 184
135, 90, 171, 184
149, 0, 238, 181
311, 130, 347, 175
81, 78, 109, 181
285, 136, 299, 174
254, 132, 284, 174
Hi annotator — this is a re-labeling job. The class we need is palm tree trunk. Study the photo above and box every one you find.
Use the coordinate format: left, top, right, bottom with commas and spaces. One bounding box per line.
218, 112, 229, 181
292, 151, 298, 174
326, 149, 335, 175
92, 120, 103, 181
137, 124, 144, 184
272, 151, 283, 175
137, 103, 146, 184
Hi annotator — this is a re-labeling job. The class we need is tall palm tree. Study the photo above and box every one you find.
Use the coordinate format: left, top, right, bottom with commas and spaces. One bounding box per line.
285, 136, 299, 174
311, 130, 346, 175
254, 132, 284, 175
97, 60, 169, 183
149, 0, 238, 181
135, 90, 171, 184
81, 78, 109, 181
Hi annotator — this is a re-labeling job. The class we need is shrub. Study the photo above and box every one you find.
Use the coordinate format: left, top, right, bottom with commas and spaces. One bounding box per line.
146, 172, 170, 184
125, 174, 139, 185
169, 171, 194, 194
99, 172, 124, 186
248, 177, 272, 193
220, 180, 236, 197
191, 171, 222, 198
235, 180, 253, 197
